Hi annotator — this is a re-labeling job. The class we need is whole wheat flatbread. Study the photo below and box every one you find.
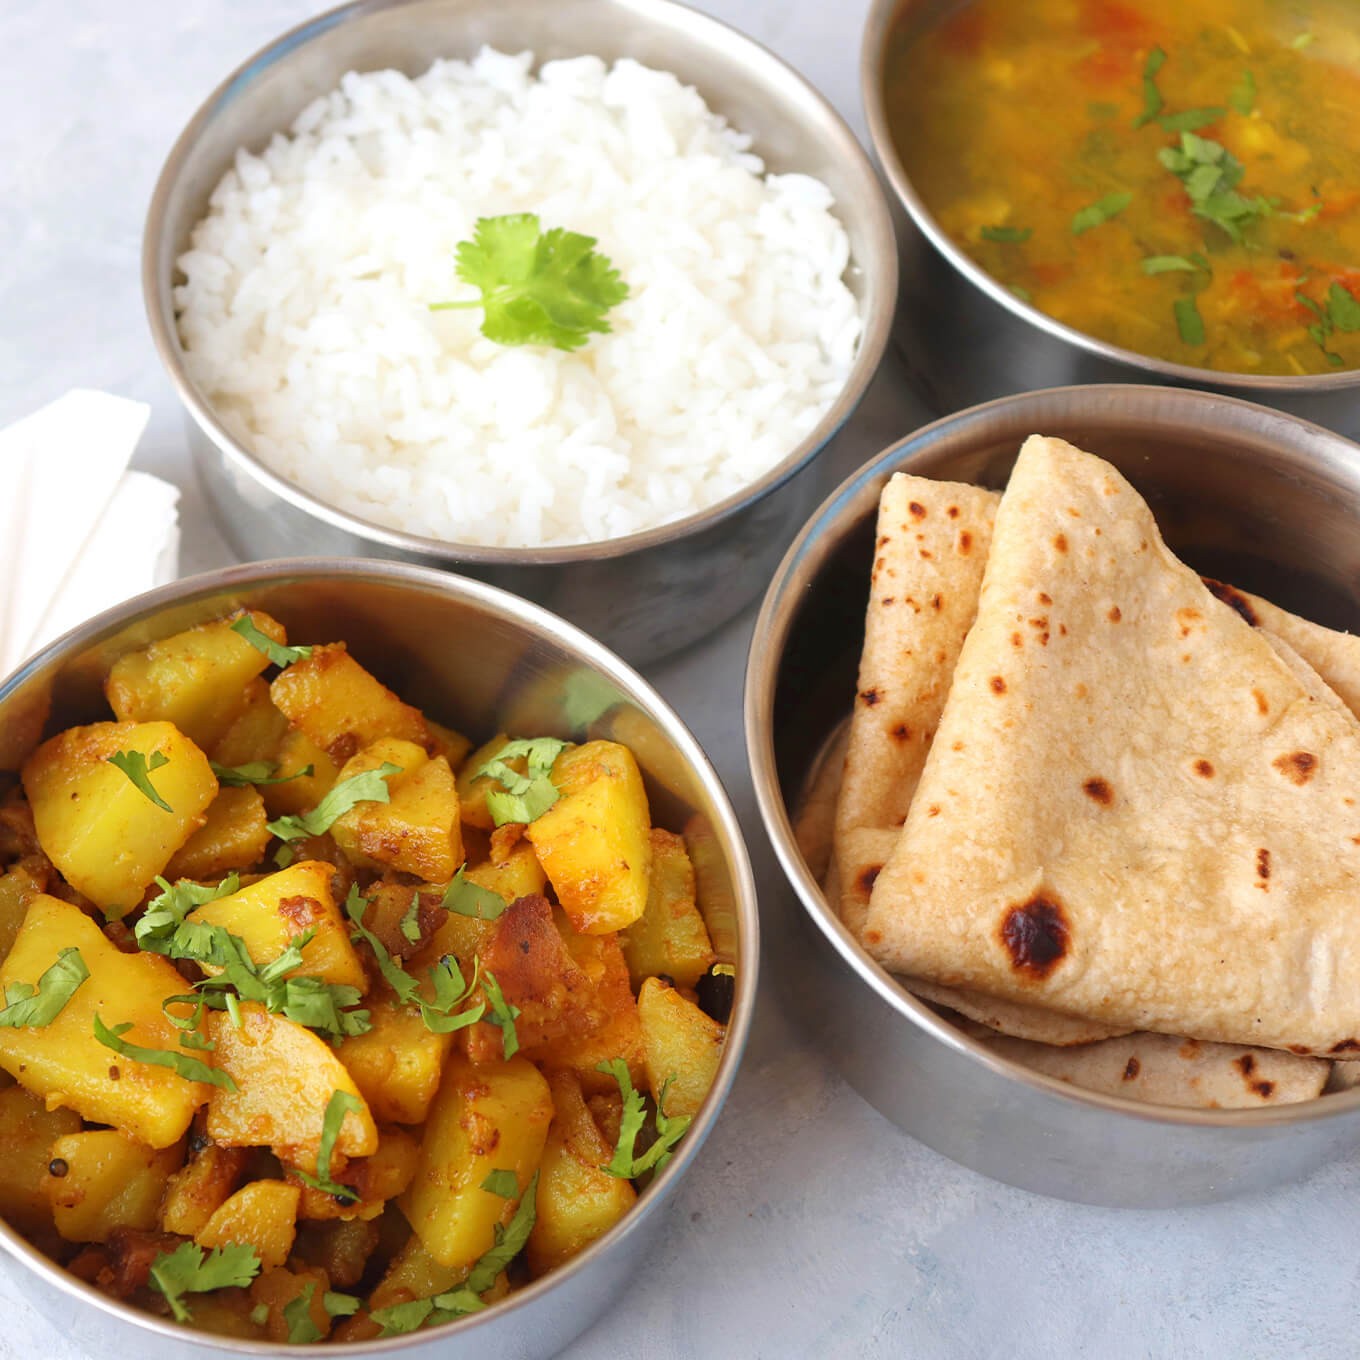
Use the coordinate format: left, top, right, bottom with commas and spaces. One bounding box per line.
981, 1032, 1330, 1108
863, 435, 1360, 1057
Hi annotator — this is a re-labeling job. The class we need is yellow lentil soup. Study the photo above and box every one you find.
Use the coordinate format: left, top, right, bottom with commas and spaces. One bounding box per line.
884, 0, 1360, 375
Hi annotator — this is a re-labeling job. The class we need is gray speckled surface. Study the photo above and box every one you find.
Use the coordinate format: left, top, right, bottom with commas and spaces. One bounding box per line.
0, 2, 1354, 1357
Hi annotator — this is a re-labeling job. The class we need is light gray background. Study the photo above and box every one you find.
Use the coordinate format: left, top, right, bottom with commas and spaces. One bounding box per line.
0, 2, 1352, 1357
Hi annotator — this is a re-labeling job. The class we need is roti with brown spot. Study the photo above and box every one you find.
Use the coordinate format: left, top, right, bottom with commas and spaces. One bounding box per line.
863, 435, 1360, 1056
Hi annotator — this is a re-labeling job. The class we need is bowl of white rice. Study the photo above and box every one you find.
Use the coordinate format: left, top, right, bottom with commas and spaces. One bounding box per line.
144, 0, 896, 665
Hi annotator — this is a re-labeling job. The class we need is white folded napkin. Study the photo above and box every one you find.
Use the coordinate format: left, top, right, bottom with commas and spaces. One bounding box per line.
0, 390, 181, 678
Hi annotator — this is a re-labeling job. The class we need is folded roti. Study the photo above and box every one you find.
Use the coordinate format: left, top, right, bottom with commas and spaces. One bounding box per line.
863, 434, 1360, 1057
980, 1032, 1330, 1109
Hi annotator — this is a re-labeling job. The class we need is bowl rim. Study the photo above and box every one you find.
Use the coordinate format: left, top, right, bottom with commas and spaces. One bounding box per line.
0, 556, 760, 1352
142, 0, 898, 564
745, 381, 1360, 1131
859, 0, 1360, 395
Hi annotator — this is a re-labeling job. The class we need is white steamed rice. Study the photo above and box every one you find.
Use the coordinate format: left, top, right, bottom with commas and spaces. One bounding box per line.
175, 49, 862, 548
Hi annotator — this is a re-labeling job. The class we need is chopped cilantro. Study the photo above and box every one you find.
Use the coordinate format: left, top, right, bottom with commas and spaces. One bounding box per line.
230, 615, 312, 668
1229, 69, 1256, 116
0, 947, 88, 1028
481, 970, 521, 1059
149, 1241, 261, 1323
107, 748, 172, 812
1071, 191, 1133, 235
596, 1058, 692, 1180
293, 1089, 361, 1204
441, 867, 508, 921
399, 895, 424, 944
283, 1282, 323, 1343
475, 738, 566, 827
267, 762, 402, 841
480, 1168, 519, 1199
980, 225, 1031, 243
430, 214, 628, 352
1174, 295, 1206, 346
1142, 255, 1200, 274
93, 1014, 236, 1090
1159, 106, 1225, 134
136, 873, 241, 953
1132, 45, 1166, 129
210, 760, 314, 788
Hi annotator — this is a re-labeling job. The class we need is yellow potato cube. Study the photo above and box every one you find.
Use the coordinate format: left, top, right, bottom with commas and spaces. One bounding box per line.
104, 610, 288, 751
196, 1179, 300, 1269
426, 721, 472, 770
260, 730, 340, 818
0, 858, 48, 962
206, 1004, 377, 1164
526, 741, 652, 934
43, 1129, 184, 1243
249, 1264, 333, 1343
188, 860, 365, 990
637, 977, 725, 1119
0, 894, 211, 1146
337, 997, 455, 1126
22, 720, 218, 915
0, 1084, 80, 1239
293, 1126, 420, 1221
331, 739, 462, 881
163, 785, 270, 882
270, 644, 427, 763
400, 1053, 552, 1268
161, 1140, 249, 1237
527, 1070, 635, 1275
619, 829, 715, 989
207, 676, 290, 769
454, 733, 512, 832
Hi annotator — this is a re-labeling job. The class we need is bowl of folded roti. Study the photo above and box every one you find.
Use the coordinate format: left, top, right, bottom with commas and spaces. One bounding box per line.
747, 383, 1360, 1207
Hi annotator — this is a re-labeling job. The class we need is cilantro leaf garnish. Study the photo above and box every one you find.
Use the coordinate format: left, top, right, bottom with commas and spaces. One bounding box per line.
93, 1014, 236, 1090
371, 1172, 540, 1336
1159, 106, 1225, 134
230, 615, 312, 668
1157, 131, 1273, 243
325, 1292, 361, 1319
1174, 295, 1206, 346
399, 895, 424, 944
283, 1282, 323, 1343
210, 760, 314, 788
1071, 191, 1132, 236
1296, 284, 1360, 367
343, 886, 485, 1035
980, 225, 1031, 243
136, 873, 241, 954
1229, 69, 1256, 116
475, 737, 566, 827
293, 1088, 362, 1204
107, 749, 173, 812
430, 214, 628, 352
267, 763, 402, 842
149, 1240, 261, 1323
596, 1058, 692, 1180
156, 916, 370, 1045
1142, 255, 1200, 274
481, 1168, 519, 1199
480, 970, 521, 1059
441, 867, 508, 921
0, 947, 88, 1028
1132, 45, 1166, 128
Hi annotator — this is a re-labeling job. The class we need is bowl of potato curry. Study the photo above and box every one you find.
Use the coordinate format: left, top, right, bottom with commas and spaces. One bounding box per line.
0, 561, 754, 1354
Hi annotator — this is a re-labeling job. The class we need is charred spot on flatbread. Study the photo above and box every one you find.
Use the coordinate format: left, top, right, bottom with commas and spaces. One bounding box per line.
1083, 777, 1113, 805
999, 895, 1069, 978
1273, 751, 1318, 784
859, 687, 882, 707
1193, 759, 1214, 778
989, 675, 1007, 694
909, 500, 927, 519
1256, 848, 1271, 885
1122, 1056, 1140, 1080
856, 863, 882, 896
1330, 1039, 1360, 1054
1203, 577, 1260, 627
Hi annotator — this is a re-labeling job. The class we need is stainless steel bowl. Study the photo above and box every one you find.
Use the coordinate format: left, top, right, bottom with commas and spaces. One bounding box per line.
0, 559, 757, 1357
143, 0, 898, 667
746, 383, 1360, 1209
861, 0, 1360, 440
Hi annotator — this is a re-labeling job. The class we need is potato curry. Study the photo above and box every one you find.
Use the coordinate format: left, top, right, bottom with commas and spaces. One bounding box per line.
0, 610, 729, 1342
